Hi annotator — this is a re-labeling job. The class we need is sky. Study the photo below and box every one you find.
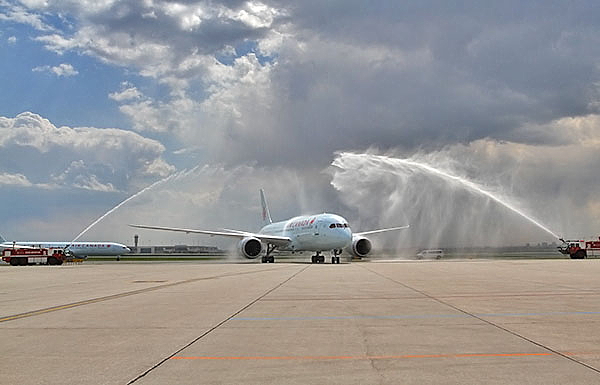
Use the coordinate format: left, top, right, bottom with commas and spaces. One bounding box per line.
1, 1, 599, 249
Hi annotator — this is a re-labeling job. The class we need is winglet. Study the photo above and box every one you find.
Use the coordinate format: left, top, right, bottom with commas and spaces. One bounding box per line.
260, 189, 273, 225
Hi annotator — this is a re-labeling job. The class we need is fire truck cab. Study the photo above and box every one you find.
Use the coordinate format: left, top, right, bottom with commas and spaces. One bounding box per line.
558, 237, 600, 259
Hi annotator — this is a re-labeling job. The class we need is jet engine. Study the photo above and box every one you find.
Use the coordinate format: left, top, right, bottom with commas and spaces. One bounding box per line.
347, 236, 372, 258
237, 237, 262, 259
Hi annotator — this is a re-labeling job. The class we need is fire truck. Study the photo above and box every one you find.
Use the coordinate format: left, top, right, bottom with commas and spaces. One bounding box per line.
558, 237, 600, 259
2, 247, 67, 266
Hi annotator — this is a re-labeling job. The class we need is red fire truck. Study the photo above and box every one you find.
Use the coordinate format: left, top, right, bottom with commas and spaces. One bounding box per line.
558, 237, 600, 259
2, 247, 66, 266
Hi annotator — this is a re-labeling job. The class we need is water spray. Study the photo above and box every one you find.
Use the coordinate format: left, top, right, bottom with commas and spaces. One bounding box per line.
332, 152, 560, 241
65, 170, 188, 249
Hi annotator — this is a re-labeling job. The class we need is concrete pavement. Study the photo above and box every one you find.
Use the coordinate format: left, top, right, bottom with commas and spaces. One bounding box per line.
1, 259, 600, 384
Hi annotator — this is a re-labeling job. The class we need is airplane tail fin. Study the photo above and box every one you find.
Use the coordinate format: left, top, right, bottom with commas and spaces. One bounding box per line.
260, 189, 273, 226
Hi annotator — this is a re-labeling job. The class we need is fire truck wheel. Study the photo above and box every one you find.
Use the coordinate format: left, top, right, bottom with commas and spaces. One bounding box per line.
57, 259, 63, 265
19, 258, 28, 266
10, 258, 18, 266
48, 257, 57, 265
576, 250, 587, 259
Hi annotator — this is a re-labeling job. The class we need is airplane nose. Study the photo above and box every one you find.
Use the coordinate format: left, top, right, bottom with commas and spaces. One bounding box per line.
343, 229, 352, 245
124, 246, 131, 253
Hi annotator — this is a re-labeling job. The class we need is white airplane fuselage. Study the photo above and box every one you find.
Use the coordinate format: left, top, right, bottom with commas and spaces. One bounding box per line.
260, 213, 352, 252
0, 241, 130, 257
129, 189, 409, 263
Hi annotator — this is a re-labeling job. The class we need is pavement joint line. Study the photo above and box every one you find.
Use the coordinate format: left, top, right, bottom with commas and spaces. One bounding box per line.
169, 352, 555, 361
127, 264, 310, 384
229, 310, 600, 321
0, 266, 286, 323
359, 264, 600, 376
259, 290, 600, 302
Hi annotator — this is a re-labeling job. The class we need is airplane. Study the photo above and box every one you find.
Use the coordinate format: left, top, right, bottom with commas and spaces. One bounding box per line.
0, 235, 131, 258
130, 189, 408, 264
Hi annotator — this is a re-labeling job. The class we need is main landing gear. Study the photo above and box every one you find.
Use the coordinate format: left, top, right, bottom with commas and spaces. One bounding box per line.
311, 252, 325, 264
311, 250, 342, 264
261, 244, 277, 263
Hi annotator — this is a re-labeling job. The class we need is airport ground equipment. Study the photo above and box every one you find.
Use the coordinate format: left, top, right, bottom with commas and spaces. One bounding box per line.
416, 249, 444, 259
2, 247, 66, 266
558, 237, 600, 259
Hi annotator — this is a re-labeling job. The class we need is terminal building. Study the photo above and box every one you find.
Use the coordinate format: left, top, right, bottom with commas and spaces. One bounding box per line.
129, 245, 223, 255
128, 235, 224, 255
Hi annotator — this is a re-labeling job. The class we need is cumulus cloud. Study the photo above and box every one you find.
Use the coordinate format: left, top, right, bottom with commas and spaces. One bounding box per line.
32, 63, 78, 77
108, 82, 143, 102
29, 1, 284, 82
0, 112, 175, 192
0, 172, 33, 187
52, 160, 117, 192
0, 1, 54, 31
116, 52, 277, 150
510, 114, 600, 146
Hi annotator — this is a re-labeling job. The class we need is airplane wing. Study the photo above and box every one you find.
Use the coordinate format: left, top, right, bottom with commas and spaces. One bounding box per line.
129, 224, 292, 246
0, 243, 38, 250
354, 225, 409, 236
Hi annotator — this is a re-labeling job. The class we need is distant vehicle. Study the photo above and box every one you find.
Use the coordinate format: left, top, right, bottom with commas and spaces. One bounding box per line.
558, 237, 600, 259
131, 189, 409, 264
416, 249, 444, 260
2, 247, 67, 266
0, 235, 130, 258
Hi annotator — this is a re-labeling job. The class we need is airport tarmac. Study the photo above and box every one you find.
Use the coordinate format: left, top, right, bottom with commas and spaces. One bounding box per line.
2, 259, 600, 384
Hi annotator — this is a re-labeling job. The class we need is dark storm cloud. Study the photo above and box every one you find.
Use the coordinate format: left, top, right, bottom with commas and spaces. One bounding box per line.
264, 0, 600, 151
85, 1, 272, 56
146, 0, 600, 168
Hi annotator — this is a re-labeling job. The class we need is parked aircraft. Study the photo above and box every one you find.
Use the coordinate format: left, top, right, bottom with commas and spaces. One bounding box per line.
130, 189, 408, 264
0, 235, 130, 258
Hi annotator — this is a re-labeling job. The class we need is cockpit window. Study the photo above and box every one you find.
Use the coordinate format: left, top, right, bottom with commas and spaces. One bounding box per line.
330, 223, 349, 229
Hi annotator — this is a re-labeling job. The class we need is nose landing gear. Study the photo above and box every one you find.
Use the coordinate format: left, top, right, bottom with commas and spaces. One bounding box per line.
331, 249, 342, 264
